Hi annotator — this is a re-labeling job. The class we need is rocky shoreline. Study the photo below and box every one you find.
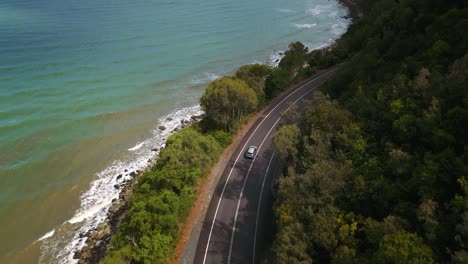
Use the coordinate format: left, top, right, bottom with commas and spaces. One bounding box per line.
338, 0, 363, 20
75, 115, 203, 264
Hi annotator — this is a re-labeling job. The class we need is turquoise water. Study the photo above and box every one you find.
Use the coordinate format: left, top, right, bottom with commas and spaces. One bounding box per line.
0, 0, 349, 262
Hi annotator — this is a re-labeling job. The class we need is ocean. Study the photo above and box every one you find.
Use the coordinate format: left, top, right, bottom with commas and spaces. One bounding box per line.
0, 0, 350, 262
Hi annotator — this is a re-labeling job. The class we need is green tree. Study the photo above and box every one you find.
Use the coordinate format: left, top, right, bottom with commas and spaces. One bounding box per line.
265, 68, 290, 99
279, 42, 309, 76
235, 64, 271, 104
200, 76, 257, 130
265, 42, 309, 99
417, 199, 439, 242
270, 223, 313, 264
374, 232, 434, 264
272, 124, 301, 162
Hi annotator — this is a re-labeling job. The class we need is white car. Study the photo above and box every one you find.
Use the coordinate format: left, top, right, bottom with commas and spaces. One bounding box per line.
244, 146, 257, 159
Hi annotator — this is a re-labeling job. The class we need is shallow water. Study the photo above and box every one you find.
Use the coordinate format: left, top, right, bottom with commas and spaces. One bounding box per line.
0, 0, 350, 262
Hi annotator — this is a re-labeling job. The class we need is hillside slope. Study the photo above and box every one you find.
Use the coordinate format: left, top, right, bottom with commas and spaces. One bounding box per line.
267, 0, 467, 263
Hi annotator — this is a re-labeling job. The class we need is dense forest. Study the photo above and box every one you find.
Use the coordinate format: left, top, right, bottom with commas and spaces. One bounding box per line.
268, 0, 467, 263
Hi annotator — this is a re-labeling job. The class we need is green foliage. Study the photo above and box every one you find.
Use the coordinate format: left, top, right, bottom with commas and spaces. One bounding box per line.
374, 232, 434, 264
265, 68, 290, 99
309, 50, 333, 69
278, 42, 308, 75
200, 76, 257, 131
270, 223, 312, 264
267, 1, 468, 258
334, 123, 367, 163
264, 41, 333, 99
272, 124, 301, 162
235, 64, 271, 104
101, 245, 133, 264
208, 129, 233, 148
103, 128, 222, 264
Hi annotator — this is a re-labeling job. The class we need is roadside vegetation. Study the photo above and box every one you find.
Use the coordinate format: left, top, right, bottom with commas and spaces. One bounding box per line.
267, 0, 467, 263
103, 128, 222, 263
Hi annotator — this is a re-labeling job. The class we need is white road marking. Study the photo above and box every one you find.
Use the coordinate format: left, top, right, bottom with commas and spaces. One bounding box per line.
252, 153, 275, 264
202, 68, 338, 264
227, 81, 318, 263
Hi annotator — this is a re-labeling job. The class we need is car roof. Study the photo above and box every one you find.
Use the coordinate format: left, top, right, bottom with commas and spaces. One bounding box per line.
247, 146, 256, 153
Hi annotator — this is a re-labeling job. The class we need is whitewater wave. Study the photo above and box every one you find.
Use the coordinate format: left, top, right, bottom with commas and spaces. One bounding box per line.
306, 5, 323, 15
190, 72, 222, 85
269, 50, 285, 67
206, 73, 221, 81
128, 141, 144, 151
37, 229, 55, 242
38, 105, 203, 264
331, 21, 349, 36
274, 8, 295, 13
328, 11, 339, 18
294, 23, 317, 29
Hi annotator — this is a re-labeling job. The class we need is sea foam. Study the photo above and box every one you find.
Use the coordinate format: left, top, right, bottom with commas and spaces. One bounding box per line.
306, 5, 323, 15
274, 8, 295, 13
37, 229, 55, 242
294, 23, 317, 29
128, 141, 145, 151
269, 51, 285, 67
189, 72, 222, 85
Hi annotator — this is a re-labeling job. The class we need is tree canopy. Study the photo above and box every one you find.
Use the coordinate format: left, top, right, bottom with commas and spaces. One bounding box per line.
235, 64, 271, 104
200, 76, 257, 131
267, 0, 468, 263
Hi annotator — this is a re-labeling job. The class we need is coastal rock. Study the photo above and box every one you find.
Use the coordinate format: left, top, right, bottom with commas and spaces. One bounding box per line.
159, 125, 166, 130
165, 117, 173, 121
73, 250, 82, 259
76, 152, 143, 263
95, 240, 103, 248
116, 174, 122, 180
151, 148, 159, 152
108, 203, 122, 215
92, 222, 111, 241
173, 127, 179, 132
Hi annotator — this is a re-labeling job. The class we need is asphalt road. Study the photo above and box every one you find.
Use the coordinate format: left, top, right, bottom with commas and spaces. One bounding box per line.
193, 66, 340, 264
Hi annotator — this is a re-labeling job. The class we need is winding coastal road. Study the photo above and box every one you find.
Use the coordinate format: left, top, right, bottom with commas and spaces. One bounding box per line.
193, 66, 340, 264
